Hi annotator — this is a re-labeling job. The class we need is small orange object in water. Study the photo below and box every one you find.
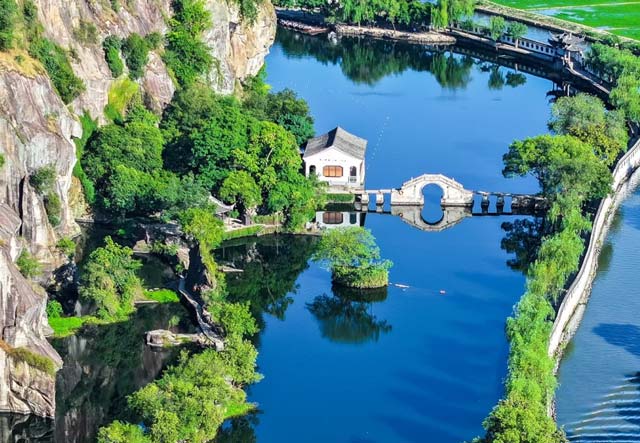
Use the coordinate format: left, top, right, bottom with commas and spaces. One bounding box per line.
439, 290, 446, 295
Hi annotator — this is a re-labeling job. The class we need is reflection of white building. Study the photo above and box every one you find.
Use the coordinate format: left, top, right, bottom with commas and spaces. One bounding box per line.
314, 211, 366, 229
302, 127, 366, 190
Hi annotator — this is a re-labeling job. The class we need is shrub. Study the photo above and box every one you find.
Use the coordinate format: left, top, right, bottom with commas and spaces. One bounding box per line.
104, 77, 139, 122
103, 36, 124, 77
56, 237, 76, 257
121, 33, 149, 79
8, 347, 55, 376
144, 32, 163, 50
46, 300, 63, 319
0, 0, 17, 51
144, 289, 180, 303
163, 0, 213, 87
79, 236, 143, 320
0, 153, 5, 169
16, 249, 41, 278
73, 20, 98, 45
30, 165, 56, 194
29, 37, 85, 103
73, 112, 98, 205
312, 227, 392, 288
44, 192, 61, 226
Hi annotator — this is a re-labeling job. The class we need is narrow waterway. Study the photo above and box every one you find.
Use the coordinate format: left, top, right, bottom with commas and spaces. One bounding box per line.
556, 176, 640, 442
214, 29, 567, 443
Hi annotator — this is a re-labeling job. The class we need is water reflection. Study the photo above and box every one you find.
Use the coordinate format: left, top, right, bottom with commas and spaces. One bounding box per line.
0, 414, 52, 442
500, 218, 545, 274
217, 236, 318, 324
276, 28, 485, 90
53, 303, 192, 443
307, 286, 391, 344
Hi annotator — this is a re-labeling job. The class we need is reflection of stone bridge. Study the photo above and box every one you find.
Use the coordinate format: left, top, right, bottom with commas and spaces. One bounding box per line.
352, 174, 546, 232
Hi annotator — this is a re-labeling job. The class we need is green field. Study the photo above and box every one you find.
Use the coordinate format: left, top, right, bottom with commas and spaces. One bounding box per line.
492, 0, 640, 40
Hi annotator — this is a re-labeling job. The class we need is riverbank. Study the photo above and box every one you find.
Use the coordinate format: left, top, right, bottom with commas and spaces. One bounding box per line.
549, 136, 640, 360
275, 8, 456, 44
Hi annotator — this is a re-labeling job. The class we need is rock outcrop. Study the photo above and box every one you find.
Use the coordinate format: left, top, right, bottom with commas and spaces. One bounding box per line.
0, 204, 63, 418
205, 0, 277, 93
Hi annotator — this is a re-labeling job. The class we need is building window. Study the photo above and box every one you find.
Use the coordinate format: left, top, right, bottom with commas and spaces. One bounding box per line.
323, 166, 343, 177
349, 213, 357, 224
323, 212, 344, 224
309, 165, 316, 176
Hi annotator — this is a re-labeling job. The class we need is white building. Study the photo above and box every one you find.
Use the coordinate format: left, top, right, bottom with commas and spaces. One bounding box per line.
313, 211, 366, 229
302, 127, 367, 190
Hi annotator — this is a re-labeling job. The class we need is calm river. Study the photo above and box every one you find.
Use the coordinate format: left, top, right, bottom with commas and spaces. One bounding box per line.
215, 29, 560, 443
556, 176, 640, 442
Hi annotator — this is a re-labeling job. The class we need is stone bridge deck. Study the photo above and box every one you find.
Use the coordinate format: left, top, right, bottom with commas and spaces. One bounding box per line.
354, 174, 545, 209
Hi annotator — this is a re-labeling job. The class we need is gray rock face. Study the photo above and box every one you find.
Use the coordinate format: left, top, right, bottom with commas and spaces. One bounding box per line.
0, 204, 63, 418
205, 0, 277, 93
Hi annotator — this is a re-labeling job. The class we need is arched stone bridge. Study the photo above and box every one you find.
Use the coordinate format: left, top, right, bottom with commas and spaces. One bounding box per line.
357, 173, 545, 209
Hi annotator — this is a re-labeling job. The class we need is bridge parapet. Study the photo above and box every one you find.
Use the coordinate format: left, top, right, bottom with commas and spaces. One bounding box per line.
390, 174, 474, 206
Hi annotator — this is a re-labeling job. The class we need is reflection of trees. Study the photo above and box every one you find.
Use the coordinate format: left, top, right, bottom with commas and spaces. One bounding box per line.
479, 63, 528, 91
306, 285, 391, 344
276, 28, 474, 89
216, 236, 318, 324
214, 414, 259, 443
500, 218, 545, 273
53, 304, 190, 443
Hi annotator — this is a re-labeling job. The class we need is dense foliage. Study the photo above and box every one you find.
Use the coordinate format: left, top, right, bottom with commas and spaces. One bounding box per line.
162, 82, 323, 229
16, 249, 41, 278
0, 0, 17, 50
29, 37, 85, 103
586, 43, 640, 124
103, 36, 124, 78
164, 0, 214, 87
479, 93, 622, 442
83, 104, 208, 217
313, 227, 392, 288
121, 33, 149, 80
549, 93, 628, 165
79, 237, 143, 320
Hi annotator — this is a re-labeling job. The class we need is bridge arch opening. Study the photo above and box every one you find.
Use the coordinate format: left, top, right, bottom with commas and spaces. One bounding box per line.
421, 183, 444, 224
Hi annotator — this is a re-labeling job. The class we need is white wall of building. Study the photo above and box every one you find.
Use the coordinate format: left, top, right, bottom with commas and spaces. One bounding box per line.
303, 147, 364, 187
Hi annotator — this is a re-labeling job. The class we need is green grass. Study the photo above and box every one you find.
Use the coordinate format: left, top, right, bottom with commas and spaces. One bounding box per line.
222, 225, 264, 240
143, 289, 181, 303
104, 77, 139, 122
491, 0, 640, 40
224, 400, 256, 419
326, 193, 356, 203
48, 316, 91, 337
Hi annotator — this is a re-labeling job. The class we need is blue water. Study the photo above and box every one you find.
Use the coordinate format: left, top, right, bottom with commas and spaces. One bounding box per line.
556, 182, 640, 443
217, 30, 563, 442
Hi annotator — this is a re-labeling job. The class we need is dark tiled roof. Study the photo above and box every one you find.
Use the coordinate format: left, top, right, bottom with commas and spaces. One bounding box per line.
548, 32, 585, 51
303, 126, 367, 160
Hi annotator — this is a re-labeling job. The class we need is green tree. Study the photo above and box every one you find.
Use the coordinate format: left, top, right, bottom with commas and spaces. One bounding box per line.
506, 21, 527, 48
30, 165, 56, 195
16, 250, 41, 279
97, 421, 149, 443
0, 0, 17, 50
550, 93, 628, 165
611, 74, 640, 124
29, 37, 85, 104
163, 0, 213, 86
502, 134, 612, 200
489, 16, 506, 41
103, 36, 124, 78
179, 206, 225, 251
312, 227, 392, 288
121, 33, 149, 79
79, 236, 143, 320
220, 170, 262, 217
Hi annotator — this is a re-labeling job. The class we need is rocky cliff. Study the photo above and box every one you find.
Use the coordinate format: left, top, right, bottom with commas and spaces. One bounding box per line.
0, 0, 276, 418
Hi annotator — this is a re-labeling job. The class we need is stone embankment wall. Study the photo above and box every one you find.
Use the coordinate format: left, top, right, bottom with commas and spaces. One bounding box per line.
549, 137, 640, 358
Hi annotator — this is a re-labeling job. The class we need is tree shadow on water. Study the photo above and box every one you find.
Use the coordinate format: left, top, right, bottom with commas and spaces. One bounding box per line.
593, 323, 640, 358
306, 285, 391, 344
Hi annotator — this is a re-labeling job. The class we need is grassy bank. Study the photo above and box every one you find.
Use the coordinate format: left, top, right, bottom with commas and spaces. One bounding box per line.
487, 0, 640, 40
